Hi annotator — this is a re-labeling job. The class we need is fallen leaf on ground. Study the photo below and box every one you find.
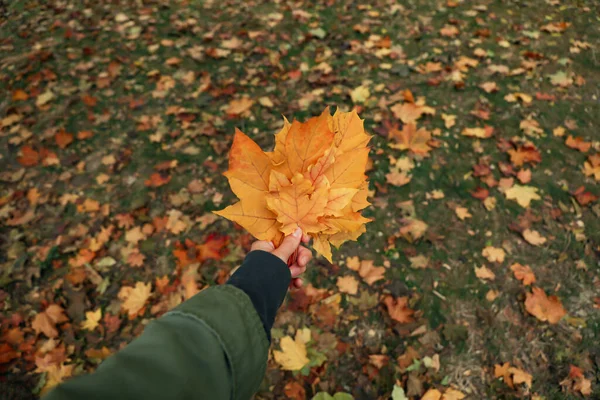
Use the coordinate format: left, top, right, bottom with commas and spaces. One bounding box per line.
118, 282, 152, 319
383, 296, 414, 323
525, 287, 566, 324
522, 229, 547, 246
421, 389, 442, 400
388, 123, 432, 155
386, 170, 411, 186
351, 85, 370, 103
32, 305, 69, 338
475, 265, 496, 281
480, 82, 499, 93
441, 388, 465, 400
226, 97, 254, 115
520, 118, 543, 136
454, 206, 471, 220
482, 246, 505, 263
565, 136, 591, 152
391, 102, 435, 124
461, 126, 494, 139
336, 275, 359, 295
273, 331, 310, 371
441, 114, 456, 128
510, 263, 536, 285
505, 185, 541, 208
509, 367, 533, 388
81, 309, 102, 331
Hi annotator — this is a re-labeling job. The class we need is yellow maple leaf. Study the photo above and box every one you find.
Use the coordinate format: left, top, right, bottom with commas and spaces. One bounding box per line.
118, 282, 152, 319
505, 185, 541, 208
482, 246, 505, 263
215, 108, 371, 262
273, 333, 310, 371
388, 123, 432, 155
81, 309, 102, 331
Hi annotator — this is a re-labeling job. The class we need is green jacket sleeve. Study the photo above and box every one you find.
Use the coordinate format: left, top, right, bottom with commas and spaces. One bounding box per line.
44, 285, 269, 400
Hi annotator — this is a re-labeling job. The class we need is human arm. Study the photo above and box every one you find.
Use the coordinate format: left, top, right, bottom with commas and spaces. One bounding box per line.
44, 229, 311, 400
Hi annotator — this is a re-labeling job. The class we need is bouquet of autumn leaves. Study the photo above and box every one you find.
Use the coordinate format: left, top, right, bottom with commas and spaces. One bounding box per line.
215, 107, 371, 262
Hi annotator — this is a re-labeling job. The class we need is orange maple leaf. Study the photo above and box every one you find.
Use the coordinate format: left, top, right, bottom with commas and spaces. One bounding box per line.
17, 145, 40, 167
388, 123, 432, 155
525, 287, 567, 324
55, 129, 74, 149
565, 135, 591, 153
510, 263, 536, 286
215, 108, 371, 262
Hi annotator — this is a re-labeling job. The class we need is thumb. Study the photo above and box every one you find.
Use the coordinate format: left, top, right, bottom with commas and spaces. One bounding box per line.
272, 227, 302, 263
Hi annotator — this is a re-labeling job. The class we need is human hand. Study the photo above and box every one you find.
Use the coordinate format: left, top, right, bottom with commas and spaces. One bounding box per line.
250, 227, 312, 288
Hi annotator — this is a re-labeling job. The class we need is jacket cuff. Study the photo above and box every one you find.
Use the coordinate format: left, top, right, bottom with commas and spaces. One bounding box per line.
226, 250, 291, 341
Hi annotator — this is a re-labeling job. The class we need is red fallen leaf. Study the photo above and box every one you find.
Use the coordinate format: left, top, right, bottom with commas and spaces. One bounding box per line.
144, 172, 171, 187
283, 381, 306, 400
196, 233, 229, 262
17, 145, 40, 167
471, 187, 489, 200
569, 365, 584, 379
81, 94, 97, 107
535, 92, 556, 101
0, 343, 20, 364
173, 241, 197, 269
103, 313, 121, 334
55, 129, 74, 149
473, 164, 491, 177
288, 70, 302, 80
572, 186, 598, 206
12, 89, 29, 101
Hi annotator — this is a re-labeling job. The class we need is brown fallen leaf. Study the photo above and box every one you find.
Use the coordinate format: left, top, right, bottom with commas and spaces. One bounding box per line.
383, 295, 414, 323
32, 305, 69, 338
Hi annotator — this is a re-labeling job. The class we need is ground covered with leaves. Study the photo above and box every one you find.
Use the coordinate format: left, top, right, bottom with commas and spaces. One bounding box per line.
1, 0, 599, 398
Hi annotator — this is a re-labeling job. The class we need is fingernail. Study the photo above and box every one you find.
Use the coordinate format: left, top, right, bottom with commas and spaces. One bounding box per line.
293, 227, 302, 238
